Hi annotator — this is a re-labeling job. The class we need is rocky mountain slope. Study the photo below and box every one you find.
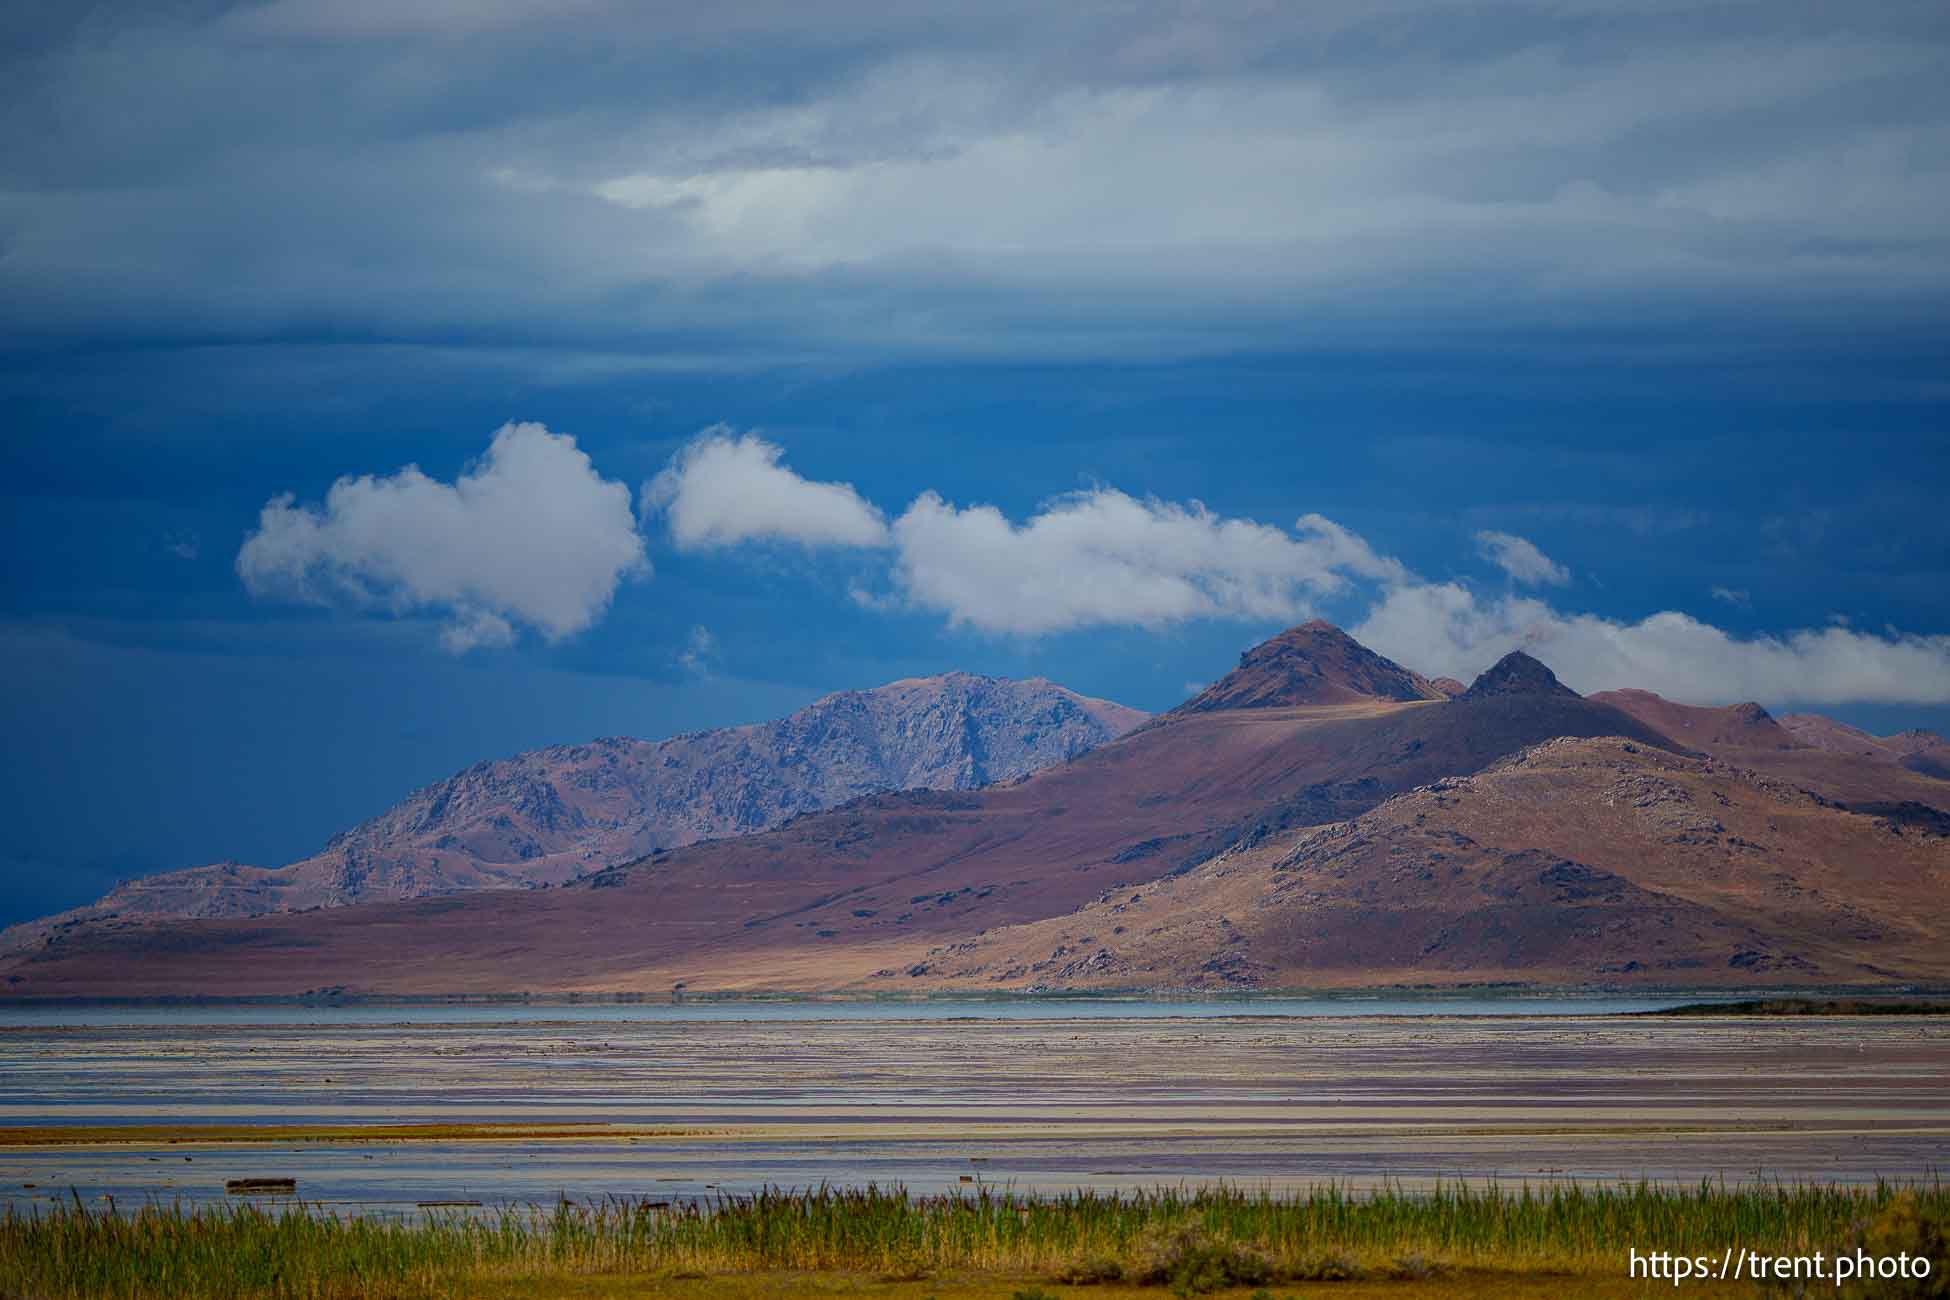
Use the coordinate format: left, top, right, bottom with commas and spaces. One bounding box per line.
1, 673, 1145, 953
4, 623, 1944, 997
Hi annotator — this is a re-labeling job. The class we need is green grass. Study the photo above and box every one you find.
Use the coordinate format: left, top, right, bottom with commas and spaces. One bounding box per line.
3, 1181, 1943, 1299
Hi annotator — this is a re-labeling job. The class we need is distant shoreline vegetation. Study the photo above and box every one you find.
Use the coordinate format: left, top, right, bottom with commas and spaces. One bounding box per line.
5, 1182, 1946, 1300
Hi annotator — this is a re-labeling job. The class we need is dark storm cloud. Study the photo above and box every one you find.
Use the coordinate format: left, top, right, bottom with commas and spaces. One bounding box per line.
2, 0, 1947, 357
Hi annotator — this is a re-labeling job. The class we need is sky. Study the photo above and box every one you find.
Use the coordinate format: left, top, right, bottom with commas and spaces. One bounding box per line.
2, 0, 1948, 925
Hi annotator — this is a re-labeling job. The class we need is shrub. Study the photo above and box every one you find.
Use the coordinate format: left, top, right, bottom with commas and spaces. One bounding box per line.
1131, 1222, 1274, 1296
1056, 1253, 1125, 1284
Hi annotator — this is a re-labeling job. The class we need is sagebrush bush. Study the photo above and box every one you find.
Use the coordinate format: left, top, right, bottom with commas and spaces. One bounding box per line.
1131, 1221, 1274, 1296
1056, 1252, 1124, 1284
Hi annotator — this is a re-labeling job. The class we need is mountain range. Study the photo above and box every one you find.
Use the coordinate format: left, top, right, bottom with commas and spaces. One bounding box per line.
3, 622, 1945, 996
0, 673, 1144, 953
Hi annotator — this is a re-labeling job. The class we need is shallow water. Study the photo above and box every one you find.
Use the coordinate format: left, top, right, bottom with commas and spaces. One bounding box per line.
3, 1013, 1944, 1218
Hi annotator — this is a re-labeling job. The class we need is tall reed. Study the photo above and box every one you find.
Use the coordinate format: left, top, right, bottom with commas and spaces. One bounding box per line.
3, 1179, 1940, 1299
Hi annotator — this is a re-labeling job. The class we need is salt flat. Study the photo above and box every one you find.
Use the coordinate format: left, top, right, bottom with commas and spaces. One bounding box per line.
3, 1014, 1945, 1217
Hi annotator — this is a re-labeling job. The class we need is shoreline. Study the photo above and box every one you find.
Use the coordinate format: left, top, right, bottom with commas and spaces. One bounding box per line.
5, 983, 1946, 1010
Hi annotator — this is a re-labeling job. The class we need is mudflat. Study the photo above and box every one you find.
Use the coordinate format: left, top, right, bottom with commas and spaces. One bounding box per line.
3, 1014, 1946, 1216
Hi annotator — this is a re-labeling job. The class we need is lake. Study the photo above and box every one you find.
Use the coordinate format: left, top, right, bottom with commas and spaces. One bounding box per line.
3, 1006, 1945, 1218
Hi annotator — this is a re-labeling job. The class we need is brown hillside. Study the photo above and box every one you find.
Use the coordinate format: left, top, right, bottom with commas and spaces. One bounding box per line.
1876, 729, 1950, 782
1776, 715, 1950, 774
1886, 728, 1950, 757
1592, 689, 1802, 751
896, 737, 1950, 991
1603, 698, 1948, 812
1780, 713, 1897, 756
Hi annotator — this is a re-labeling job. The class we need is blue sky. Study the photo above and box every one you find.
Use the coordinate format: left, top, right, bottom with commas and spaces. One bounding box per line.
2, 0, 1947, 924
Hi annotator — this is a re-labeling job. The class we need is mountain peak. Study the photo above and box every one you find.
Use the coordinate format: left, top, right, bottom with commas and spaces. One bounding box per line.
1460, 650, 1580, 701
1175, 621, 1448, 712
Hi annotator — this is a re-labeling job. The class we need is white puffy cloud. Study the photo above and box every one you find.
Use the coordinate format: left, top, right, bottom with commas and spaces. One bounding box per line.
646, 429, 890, 550
1475, 530, 1570, 586
889, 488, 1405, 635
1353, 582, 1950, 706
236, 422, 646, 650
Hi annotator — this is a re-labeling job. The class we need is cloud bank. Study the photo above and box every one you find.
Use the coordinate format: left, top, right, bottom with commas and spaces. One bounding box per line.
237, 422, 646, 651
6, 3, 1948, 360
1354, 583, 1950, 706
645, 429, 889, 550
